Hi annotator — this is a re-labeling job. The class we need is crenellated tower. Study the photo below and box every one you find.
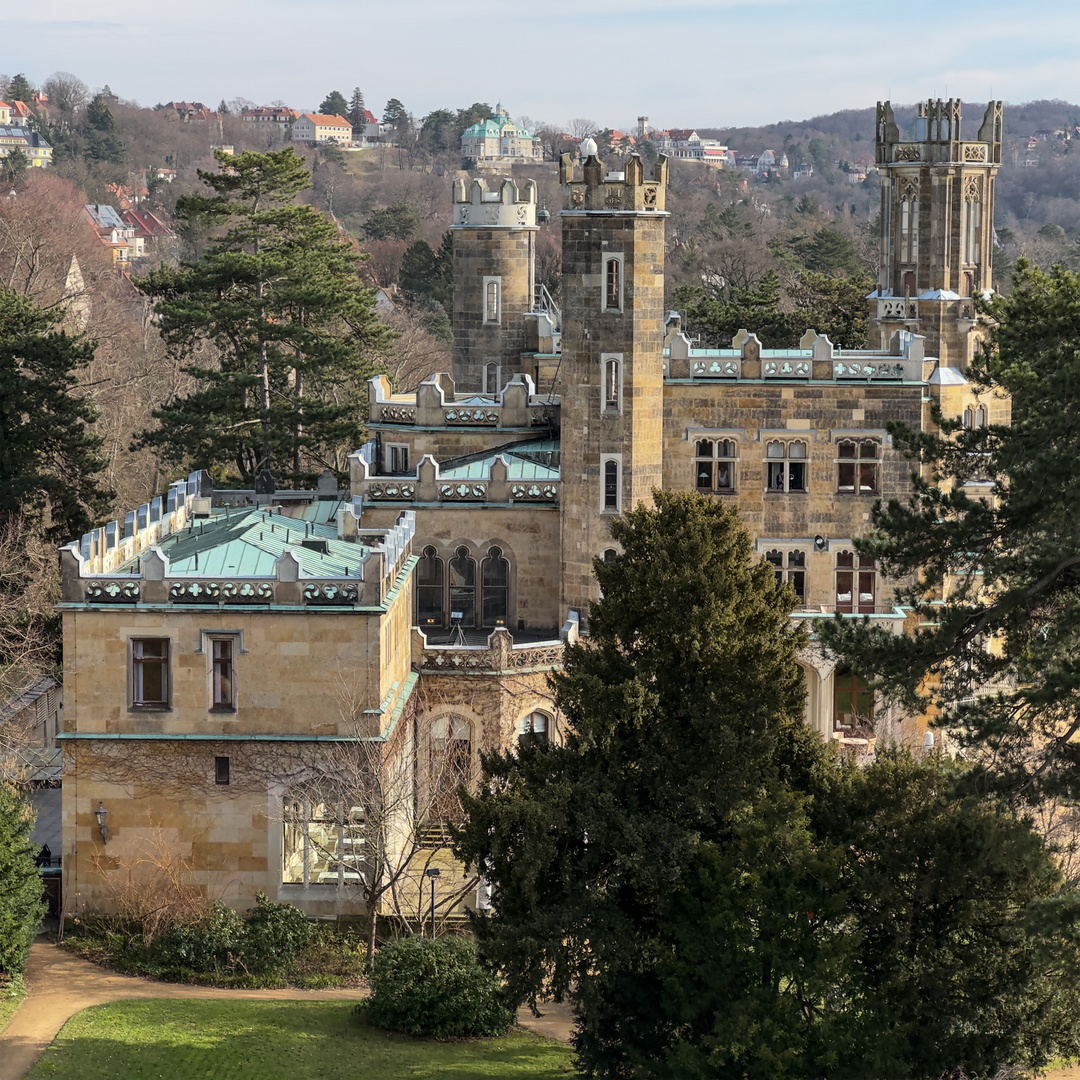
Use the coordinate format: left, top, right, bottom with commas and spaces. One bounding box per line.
451, 177, 537, 393
869, 98, 1002, 368
557, 148, 669, 623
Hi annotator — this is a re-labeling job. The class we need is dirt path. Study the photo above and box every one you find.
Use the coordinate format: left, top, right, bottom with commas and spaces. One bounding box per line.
1, 937, 575, 1080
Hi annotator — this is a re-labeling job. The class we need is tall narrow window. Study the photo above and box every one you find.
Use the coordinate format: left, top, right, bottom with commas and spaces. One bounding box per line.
132, 638, 169, 707
694, 439, 736, 493
518, 711, 550, 744
481, 546, 509, 627
766, 441, 807, 493
484, 363, 500, 395
484, 279, 500, 323
603, 256, 622, 311
604, 357, 621, 411
837, 439, 880, 494
215, 756, 231, 785
603, 458, 620, 511
900, 193, 918, 265
417, 546, 444, 627
211, 639, 235, 710
765, 550, 806, 604
430, 716, 472, 822
835, 551, 876, 614
449, 547, 477, 627
834, 667, 875, 730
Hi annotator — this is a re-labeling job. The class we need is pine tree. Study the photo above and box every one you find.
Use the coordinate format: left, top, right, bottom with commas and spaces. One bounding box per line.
84, 93, 125, 165
134, 148, 394, 484
6, 74, 33, 105
348, 88, 366, 131
820, 259, 1080, 799
319, 90, 348, 119
0, 782, 46, 981
0, 289, 112, 542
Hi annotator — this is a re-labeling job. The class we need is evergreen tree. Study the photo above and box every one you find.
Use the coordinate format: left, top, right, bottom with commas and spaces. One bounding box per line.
6, 74, 33, 104
84, 93, 125, 165
0, 782, 45, 981
0, 289, 112, 542
347, 88, 366, 130
789, 270, 874, 347
456, 490, 1080, 1078
134, 148, 394, 484
363, 203, 420, 243
2, 148, 28, 185
820, 259, 1080, 799
399, 231, 452, 309
319, 90, 349, 119
675, 270, 799, 348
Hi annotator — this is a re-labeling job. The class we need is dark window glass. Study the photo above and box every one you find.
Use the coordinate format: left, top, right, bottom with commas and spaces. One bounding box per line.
133, 638, 169, 706
215, 756, 230, 785
449, 547, 477, 627
212, 639, 234, 709
604, 460, 619, 510
481, 546, 509, 627
417, 546, 444, 627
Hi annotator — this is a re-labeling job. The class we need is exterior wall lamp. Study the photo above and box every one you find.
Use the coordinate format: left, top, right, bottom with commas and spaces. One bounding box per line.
94, 802, 109, 845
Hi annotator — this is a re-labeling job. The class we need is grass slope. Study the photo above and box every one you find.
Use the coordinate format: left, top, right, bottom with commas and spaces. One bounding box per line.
27, 999, 575, 1079
0, 976, 26, 1034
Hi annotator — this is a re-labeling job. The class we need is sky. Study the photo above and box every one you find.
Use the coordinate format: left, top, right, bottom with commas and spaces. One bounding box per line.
3, 0, 1080, 131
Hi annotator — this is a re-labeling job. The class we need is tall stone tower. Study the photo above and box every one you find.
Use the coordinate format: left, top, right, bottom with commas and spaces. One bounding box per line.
558, 149, 669, 623
869, 98, 1002, 368
451, 177, 537, 394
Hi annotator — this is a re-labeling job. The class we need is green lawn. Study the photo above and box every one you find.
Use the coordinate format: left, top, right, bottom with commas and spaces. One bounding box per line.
0, 976, 26, 1034
27, 999, 576, 1079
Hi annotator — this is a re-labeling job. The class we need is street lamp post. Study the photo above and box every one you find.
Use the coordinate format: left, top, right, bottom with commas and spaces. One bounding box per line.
425, 868, 441, 939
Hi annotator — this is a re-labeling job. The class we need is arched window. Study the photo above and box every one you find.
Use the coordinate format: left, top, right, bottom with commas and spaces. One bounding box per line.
975, 404, 988, 428
481, 546, 509, 627
603, 457, 620, 511
604, 256, 622, 311
417, 546, 444, 628
603, 548, 618, 563
836, 439, 880, 494
766, 441, 807, 493
694, 439, 736, 493
449, 547, 477, 627
604, 357, 621, 411
430, 716, 472, 822
835, 551, 876, 614
518, 711, 550, 744
900, 194, 918, 265
963, 406, 975, 429
484, 363, 500, 396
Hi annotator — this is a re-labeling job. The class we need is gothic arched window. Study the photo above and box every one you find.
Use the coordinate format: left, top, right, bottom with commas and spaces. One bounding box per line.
417, 546, 444, 627
449, 547, 477, 627
481, 546, 509, 627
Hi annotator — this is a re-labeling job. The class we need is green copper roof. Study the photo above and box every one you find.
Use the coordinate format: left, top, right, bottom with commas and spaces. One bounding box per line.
120, 507, 371, 579
438, 438, 559, 481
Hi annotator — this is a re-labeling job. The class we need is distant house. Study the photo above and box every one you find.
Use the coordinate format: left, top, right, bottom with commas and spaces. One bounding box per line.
84, 204, 139, 263
0, 103, 53, 166
654, 129, 732, 167
161, 101, 216, 123
291, 113, 353, 145
121, 208, 175, 252
461, 104, 542, 163
356, 109, 391, 147
241, 106, 297, 131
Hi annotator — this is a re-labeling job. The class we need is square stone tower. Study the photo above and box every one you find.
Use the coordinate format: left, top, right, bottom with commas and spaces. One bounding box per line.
557, 149, 669, 622
869, 98, 1002, 368
451, 177, 537, 394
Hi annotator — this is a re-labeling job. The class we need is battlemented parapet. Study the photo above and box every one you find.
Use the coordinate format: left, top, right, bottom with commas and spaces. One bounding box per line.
452, 176, 538, 228
559, 150, 668, 213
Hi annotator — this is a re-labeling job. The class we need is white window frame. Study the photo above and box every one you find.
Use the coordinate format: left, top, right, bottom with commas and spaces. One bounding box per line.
600, 453, 622, 513
130, 637, 171, 710
764, 440, 808, 494
482, 276, 502, 324
602, 253, 624, 312
762, 547, 808, 606
601, 353, 622, 413
385, 442, 411, 476
694, 438, 737, 493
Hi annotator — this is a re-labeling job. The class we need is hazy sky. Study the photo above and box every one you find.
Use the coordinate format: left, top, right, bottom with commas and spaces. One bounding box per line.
4, 0, 1079, 130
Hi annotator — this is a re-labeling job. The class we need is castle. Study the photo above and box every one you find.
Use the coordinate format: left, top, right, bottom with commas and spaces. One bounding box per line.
57, 99, 1005, 919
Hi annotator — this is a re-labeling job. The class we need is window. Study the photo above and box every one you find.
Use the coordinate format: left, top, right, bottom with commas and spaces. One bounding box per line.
449, 546, 477, 627
900, 193, 918, 264
962, 194, 981, 265
834, 666, 874, 730
484, 363, 500, 396
211, 638, 235, 710
283, 791, 365, 886
430, 716, 472, 822
215, 756, 230, 785
518, 711, 549, 744
695, 439, 736, 493
603, 255, 623, 312
765, 441, 807, 493
765, 549, 806, 604
483, 278, 501, 323
603, 355, 621, 412
132, 638, 169, 707
603, 548, 618, 563
481, 546, 509, 627
417, 546, 444, 627
835, 551, 876, 614
602, 456, 621, 512
386, 443, 410, 475
837, 439, 880, 494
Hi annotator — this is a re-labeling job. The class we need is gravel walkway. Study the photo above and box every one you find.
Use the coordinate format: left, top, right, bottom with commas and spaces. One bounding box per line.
0, 937, 575, 1080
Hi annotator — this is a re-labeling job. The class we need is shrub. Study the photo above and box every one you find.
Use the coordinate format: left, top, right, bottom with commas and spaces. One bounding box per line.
0, 783, 45, 980
242, 893, 313, 971
360, 935, 514, 1039
155, 902, 245, 972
